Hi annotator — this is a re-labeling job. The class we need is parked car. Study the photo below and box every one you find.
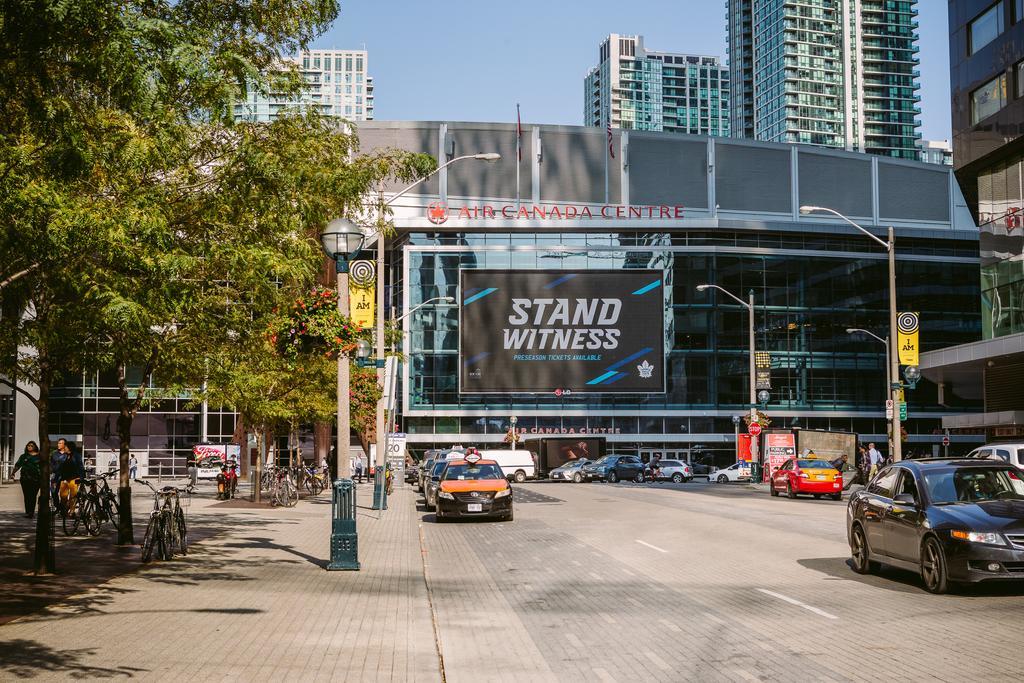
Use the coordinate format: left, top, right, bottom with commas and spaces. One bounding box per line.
549, 459, 590, 482
711, 461, 752, 484
582, 455, 645, 483
416, 457, 436, 492
689, 462, 715, 479
847, 459, 1024, 594
424, 459, 450, 510
435, 454, 514, 522
965, 443, 1024, 469
651, 459, 693, 483
770, 456, 843, 500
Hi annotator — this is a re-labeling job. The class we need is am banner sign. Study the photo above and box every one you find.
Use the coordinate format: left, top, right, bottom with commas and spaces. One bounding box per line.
459, 269, 666, 394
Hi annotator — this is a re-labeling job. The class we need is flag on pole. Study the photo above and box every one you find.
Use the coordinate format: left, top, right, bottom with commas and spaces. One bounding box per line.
607, 121, 615, 159
517, 103, 523, 162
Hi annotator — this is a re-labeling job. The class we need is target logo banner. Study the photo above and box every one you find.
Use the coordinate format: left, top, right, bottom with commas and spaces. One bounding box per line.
349, 260, 376, 329
897, 311, 919, 366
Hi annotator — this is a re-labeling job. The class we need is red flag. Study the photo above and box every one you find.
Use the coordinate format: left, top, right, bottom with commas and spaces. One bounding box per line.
607, 121, 615, 159
517, 104, 523, 162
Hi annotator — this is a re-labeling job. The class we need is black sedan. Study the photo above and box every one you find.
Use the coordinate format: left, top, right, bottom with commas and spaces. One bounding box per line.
847, 459, 1024, 593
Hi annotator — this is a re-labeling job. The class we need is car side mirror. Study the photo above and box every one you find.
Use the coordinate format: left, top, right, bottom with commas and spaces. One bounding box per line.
893, 493, 917, 507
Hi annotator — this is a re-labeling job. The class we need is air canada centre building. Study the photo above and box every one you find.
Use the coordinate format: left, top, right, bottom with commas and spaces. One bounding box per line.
358, 121, 985, 467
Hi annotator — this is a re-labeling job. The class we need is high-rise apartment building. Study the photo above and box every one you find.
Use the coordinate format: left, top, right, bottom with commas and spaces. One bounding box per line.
234, 49, 374, 123
584, 34, 730, 136
726, 0, 921, 159
915, 139, 953, 166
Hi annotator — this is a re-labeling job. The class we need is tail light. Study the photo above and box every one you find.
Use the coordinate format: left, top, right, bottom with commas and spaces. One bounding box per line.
797, 468, 809, 479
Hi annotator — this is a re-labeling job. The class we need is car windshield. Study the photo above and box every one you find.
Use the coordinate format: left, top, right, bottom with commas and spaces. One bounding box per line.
442, 463, 504, 481
923, 467, 1024, 504
559, 460, 586, 469
430, 461, 447, 476
798, 459, 833, 469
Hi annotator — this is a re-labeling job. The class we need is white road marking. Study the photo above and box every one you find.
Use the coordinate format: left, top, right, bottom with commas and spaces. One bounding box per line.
644, 650, 671, 671
593, 668, 616, 683
757, 588, 839, 620
659, 619, 682, 633
635, 539, 668, 553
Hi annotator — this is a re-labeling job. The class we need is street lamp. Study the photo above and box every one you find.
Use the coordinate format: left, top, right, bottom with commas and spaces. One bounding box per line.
319, 218, 365, 483
395, 296, 454, 324
697, 284, 757, 407
802, 205, 901, 461
367, 152, 500, 512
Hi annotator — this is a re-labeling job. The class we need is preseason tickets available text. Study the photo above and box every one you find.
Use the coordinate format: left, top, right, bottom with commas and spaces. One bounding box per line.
502, 298, 622, 351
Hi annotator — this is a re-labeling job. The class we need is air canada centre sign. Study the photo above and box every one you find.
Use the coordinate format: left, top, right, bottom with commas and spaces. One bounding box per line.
427, 202, 684, 224
459, 270, 666, 394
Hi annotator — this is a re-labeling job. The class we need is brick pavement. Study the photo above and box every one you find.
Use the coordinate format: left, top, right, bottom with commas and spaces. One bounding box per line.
0, 481, 441, 681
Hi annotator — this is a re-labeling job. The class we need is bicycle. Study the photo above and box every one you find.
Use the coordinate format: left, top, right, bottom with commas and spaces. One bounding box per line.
137, 479, 188, 562
269, 468, 298, 507
302, 465, 326, 496
64, 477, 102, 537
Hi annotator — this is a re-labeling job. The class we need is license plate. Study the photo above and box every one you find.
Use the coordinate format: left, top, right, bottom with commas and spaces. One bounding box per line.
467, 503, 482, 512
814, 475, 825, 480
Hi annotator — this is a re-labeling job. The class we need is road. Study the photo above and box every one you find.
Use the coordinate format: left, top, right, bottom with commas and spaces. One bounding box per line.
421, 480, 1024, 682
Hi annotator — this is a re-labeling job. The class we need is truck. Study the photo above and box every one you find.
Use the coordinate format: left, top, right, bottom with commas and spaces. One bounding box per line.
522, 437, 608, 478
760, 428, 857, 484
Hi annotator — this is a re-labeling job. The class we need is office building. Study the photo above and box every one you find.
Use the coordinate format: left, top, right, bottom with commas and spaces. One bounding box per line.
727, 0, 922, 159
916, 139, 953, 166
921, 0, 1024, 441
234, 49, 374, 123
584, 34, 730, 136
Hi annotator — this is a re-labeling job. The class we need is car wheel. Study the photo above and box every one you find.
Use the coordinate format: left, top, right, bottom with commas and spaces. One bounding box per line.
786, 482, 797, 499
770, 483, 779, 497
813, 494, 822, 499
672, 473, 683, 483
830, 493, 842, 501
514, 470, 527, 483
505, 510, 514, 522
921, 537, 951, 594
717, 474, 728, 484
572, 472, 583, 483
607, 471, 618, 483
634, 471, 645, 483
435, 512, 447, 524
850, 524, 878, 574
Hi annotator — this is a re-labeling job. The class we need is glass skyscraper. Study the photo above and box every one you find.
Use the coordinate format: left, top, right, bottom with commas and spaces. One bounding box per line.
727, 0, 921, 160
233, 49, 374, 123
584, 34, 730, 136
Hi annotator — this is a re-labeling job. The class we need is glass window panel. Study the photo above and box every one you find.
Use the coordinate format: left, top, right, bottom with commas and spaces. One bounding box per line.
970, 3, 1004, 55
971, 73, 1007, 124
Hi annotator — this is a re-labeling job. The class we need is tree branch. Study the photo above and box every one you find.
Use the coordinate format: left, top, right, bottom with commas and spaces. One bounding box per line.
0, 263, 41, 290
0, 376, 39, 407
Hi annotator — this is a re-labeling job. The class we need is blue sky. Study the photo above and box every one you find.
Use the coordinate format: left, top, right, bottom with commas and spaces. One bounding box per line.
316, 0, 951, 142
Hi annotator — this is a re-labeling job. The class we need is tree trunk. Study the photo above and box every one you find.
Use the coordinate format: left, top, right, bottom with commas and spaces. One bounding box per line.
313, 421, 330, 471
115, 362, 135, 545
33, 368, 55, 575
254, 426, 262, 504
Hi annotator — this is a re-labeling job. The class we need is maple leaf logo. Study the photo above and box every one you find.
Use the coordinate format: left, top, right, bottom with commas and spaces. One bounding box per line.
637, 360, 654, 379
427, 201, 449, 225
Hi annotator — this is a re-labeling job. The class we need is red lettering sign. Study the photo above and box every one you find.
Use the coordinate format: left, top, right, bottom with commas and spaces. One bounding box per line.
425, 203, 684, 222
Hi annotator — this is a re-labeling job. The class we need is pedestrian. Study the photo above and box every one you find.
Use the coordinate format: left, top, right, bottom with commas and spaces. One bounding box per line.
129, 454, 138, 480
867, 442, 883, 479
12, 441, 42, 518
51, 439, 82, 512
186, 450, 198, 487
831, 453, 848, 472
353, 455, 363, 483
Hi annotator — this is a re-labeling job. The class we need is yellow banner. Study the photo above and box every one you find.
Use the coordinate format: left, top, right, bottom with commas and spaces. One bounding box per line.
350, 285, 375, 329
897, 312, 919, 365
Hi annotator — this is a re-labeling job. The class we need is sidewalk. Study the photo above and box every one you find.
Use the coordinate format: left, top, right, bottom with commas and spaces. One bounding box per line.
0, 482, 441, 681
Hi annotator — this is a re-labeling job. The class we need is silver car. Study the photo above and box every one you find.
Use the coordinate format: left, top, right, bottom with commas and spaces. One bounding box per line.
652, 459, 693, 483
424, 460, 450, 509
549, 459, 590, 482
417, 458, 437, 492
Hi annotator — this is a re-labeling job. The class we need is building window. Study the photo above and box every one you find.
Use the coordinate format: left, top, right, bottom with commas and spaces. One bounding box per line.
970, 2, 1004, 55
972, 73, 1007, 123
1019, 61, 1024, 98
1017, 0, 1024, 23
356, 57, 363, 71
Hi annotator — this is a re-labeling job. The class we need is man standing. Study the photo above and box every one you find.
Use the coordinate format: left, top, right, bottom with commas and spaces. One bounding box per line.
867, 443, 883, 479
353, 455, 364, 484
186, 450, 198, 487
129, 454, 138, 480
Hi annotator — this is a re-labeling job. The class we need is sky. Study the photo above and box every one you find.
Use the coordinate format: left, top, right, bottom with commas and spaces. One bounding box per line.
316, 0, 952, 142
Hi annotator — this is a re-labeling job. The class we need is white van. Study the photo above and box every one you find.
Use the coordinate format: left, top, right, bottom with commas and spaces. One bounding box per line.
965, 443, 1024, 469
477, 449, 537, 483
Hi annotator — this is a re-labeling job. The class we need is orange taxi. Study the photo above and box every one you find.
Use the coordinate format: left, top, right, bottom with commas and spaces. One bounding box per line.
435, 450, 514, 522
770, 455, 843, 500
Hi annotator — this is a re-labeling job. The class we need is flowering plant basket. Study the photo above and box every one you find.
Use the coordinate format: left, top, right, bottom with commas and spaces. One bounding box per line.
271, 287, 365, 360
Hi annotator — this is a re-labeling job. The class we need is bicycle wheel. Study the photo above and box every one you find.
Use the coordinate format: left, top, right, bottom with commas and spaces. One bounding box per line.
141, 515, 159, 562
61, 502, 75, 536
159, 511, 175, 560
84, 501, 102, 536
283, 480, 298, 507
174, 506, 188, 555
104, 495, 120, 529
71, 499, 87, 535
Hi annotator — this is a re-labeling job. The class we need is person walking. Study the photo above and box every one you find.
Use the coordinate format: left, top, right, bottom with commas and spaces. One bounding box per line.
186, 450, 198, 487
129, 454, 138, 480
867, 443, 883, 479
13, 441, 42, 518
353, 456, 364, 483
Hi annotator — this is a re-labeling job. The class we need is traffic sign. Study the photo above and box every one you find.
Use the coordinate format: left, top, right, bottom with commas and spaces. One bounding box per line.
899, 402, 908, 421
942, 436, 950, 446
749, 423, 762, 437
885, 399, 894, 419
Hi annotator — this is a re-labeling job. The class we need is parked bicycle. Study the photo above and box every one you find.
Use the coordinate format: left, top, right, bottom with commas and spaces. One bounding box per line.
302, 464, 328, 496
137, 479, 188, 562
269, 467, 298, 507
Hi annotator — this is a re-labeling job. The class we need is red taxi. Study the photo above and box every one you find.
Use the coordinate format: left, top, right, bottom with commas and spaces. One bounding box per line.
771, 456, 843, 500
435, 451, 514, 522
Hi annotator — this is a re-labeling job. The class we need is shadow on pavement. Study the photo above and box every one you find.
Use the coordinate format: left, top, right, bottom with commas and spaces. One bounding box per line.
221, 535, 328, 569
798, 556, 1024, 597
0, 638, 150, 678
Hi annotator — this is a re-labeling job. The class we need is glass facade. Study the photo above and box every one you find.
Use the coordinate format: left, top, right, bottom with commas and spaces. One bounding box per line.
979, 152, 1024, 338
397, 231, 981, 459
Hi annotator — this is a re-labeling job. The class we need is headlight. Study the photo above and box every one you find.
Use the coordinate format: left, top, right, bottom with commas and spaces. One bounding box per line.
438, 491, 455, 500
951, 530, 1006, 546
494, 488, 511, 499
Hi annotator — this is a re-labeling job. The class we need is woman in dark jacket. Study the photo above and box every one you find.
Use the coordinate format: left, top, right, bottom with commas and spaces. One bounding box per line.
12, 441, 42, 518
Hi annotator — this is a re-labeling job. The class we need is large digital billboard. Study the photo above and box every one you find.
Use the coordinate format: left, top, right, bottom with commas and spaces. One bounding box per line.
459, 270, 666, 394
